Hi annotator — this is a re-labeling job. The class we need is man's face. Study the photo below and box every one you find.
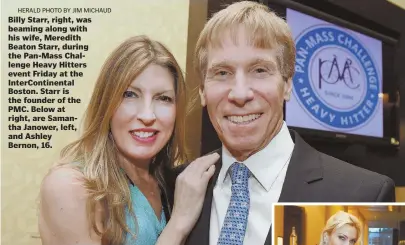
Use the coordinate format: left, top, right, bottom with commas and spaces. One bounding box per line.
200, 27, 292, 161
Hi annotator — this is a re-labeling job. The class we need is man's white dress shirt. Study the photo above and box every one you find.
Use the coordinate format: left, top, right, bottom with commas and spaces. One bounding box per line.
210, 122, 295, 245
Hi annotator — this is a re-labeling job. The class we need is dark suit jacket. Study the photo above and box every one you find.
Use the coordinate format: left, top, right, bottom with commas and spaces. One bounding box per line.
178, 130, 395, 245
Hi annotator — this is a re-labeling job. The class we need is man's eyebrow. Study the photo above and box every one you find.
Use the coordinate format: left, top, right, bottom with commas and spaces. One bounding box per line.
247, 58, 277, 67
207, 58, 277, 70
207, 60, 233, 70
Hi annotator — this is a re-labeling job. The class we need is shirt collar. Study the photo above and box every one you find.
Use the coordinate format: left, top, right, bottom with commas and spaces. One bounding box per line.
218, 122, 295, 192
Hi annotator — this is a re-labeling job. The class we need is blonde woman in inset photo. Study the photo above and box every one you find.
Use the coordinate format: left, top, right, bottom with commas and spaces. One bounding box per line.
320, 211, 363, 245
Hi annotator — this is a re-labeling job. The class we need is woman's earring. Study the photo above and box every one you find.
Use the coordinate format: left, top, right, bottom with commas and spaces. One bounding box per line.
166, 144, 171, 159
109, 131, 117, 147
109, 131, 113, 140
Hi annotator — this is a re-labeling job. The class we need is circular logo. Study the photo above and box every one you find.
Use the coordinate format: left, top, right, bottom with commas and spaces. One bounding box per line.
293, 25, 380, 130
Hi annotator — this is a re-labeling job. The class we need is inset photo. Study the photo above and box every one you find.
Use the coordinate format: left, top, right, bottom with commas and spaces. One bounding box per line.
274, 204, 405, 245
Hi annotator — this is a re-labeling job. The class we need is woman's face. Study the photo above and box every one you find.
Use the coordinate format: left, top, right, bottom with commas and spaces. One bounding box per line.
326, 225, 358, 245
110, 63, 176, 165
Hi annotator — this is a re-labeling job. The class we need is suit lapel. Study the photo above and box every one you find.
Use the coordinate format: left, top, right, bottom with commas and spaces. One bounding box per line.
185, 149, 222, 245
263, 130, 323, 245
278, 130, 324, 202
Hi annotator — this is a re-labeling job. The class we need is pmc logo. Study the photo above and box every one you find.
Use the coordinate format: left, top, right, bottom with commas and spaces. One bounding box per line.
293, 25, 380, 130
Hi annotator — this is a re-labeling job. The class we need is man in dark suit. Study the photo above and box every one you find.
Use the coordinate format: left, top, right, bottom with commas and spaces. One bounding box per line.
184, 1, 396, 245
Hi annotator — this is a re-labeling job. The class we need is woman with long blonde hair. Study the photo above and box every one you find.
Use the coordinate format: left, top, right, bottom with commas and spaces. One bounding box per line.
320, 211, 363, 245
38, 35, 219, 245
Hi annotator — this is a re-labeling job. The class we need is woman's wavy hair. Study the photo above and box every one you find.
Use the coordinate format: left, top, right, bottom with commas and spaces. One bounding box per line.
57, 35, 188, 245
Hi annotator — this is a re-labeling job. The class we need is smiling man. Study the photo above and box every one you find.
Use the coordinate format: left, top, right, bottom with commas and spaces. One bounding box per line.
183, 1, 396, 245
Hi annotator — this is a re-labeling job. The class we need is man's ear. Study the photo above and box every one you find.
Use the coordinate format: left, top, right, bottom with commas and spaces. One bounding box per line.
199, 88, 206, 107
284, 78, 293, 101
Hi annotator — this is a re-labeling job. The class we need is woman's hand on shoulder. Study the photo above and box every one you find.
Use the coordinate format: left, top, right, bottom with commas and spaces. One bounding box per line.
39, 167, 101, 245
170, 153, 220, 236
